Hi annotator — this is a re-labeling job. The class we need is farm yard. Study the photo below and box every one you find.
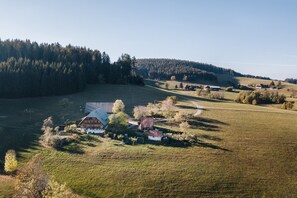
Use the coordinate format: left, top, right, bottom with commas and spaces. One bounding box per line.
1, 80, 297, 197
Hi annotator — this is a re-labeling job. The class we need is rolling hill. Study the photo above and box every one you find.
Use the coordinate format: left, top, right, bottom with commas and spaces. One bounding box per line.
136, 58, 270, 85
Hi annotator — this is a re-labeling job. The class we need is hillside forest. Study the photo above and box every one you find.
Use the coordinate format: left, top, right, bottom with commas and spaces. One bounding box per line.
0, 39, 143, 98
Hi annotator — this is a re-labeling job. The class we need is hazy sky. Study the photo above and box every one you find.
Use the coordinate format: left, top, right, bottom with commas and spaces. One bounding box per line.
0, 0, 296, 79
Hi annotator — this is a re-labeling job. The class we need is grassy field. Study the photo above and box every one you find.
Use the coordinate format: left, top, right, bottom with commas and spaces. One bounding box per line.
0, 176, 14, 198
237, 77, 297, 101
0, 84, 169, 162
20, 100, 297, 197
1, 80, 297, 197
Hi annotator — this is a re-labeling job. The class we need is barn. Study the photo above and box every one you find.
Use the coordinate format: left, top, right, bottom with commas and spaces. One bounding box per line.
79, 108, 109, 134
85, 102, 114, 114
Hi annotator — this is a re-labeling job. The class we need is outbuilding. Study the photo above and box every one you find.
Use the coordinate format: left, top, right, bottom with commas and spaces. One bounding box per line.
138, 117, 154, 130
147, 130, 164, 141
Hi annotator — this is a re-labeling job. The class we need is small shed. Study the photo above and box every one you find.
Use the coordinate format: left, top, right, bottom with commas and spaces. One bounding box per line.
138, 117, 154, 130
147, 130, 164, 141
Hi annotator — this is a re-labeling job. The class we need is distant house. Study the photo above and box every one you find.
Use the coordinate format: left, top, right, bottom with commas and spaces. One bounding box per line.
85, 102, 114, 114
79, 108, 109, 134
184, 85, 200, 91
255, 84, 269, 89
138, 117, 154, 130
204, 85, 221, 91
147, 130, 164, 141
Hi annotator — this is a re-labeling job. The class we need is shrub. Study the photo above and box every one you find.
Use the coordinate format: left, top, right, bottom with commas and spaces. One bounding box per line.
117, 134, 125, 141
41, 116, 53, 131
208, 92, 224, 100
166, 96, 177, 105
64, 124, 79, 133
281, 101, 295, 110
108, 112, 129, 132
50, 136, 65, 149
4, 149, 17, 173
235, 91, 286, 105
42, 177, 73, 198
174, 111, 190, 122
14, 157, 76, 198
252, 99, 258, 105
197, 89, 210, 97
130, 137, 138, 145
179, 121, 190, 132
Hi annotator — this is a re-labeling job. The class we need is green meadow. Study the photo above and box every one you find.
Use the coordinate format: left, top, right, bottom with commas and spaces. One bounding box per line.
1, 81, 297, 197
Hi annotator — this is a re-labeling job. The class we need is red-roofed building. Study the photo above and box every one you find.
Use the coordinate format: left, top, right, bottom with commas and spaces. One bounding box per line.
138, 117, 154, 130
147, 130, 164, 141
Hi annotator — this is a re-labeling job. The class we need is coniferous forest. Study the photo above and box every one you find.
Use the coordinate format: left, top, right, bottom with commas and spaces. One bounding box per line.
136, 59, 270, 82
0, 39, 143, 98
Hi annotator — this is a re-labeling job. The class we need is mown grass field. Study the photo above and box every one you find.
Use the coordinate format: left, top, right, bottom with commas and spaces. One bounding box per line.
1, 79, 297, 197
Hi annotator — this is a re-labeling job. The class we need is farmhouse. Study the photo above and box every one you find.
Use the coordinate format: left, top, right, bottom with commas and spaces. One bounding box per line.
147, 130, 164, 141
79, 108, 109, 134
204, 85, 221, 91
85, 102, 114, 114
138, 117, 154, 130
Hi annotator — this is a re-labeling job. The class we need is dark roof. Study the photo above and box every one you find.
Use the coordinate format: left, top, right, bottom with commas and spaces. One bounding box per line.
81, 108, 109, 126
85, 102, 114, 114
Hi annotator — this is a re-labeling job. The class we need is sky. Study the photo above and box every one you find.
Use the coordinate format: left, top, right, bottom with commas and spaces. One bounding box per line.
0, 0, 296, 79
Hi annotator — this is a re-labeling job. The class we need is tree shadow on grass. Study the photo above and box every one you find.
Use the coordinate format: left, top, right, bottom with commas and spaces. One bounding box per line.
59, 134, 104, 154
189, 120, 221, 132
143, 137, 231, 151
188, 116, 229, 132
176, 105, 197, 110
196, 140, 231, 152
192, 117, 228, 126
196, 134, 223, 141
58, 144, 85, 154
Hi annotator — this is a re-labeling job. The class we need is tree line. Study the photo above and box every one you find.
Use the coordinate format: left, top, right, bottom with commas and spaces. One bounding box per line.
0, 39, 143, 98
285, 78, 297, 84
135, 58, 271, 83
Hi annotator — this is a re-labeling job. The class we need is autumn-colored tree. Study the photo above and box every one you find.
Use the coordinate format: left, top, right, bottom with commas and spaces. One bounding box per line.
4, 149, 17, 173
179, 121, 190, 132
174, 112, 190, 122
133, 106, 149, 120
42, 177, 73, 198
112, 99, 125, 114
14, 157, 48, 198
108, 112, 129, 132
41, 116, 53, 131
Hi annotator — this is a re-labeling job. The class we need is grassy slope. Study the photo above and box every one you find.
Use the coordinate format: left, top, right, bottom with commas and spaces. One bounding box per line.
35, 102, 297, 197
0, 84, 169, 159
1, 81, 297, 197
0, 176, 14, 198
